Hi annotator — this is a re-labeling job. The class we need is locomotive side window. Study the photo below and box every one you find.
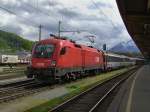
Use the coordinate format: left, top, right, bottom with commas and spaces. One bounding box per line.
33, 44, 55, 58
107, 55, 124, 62
60, 47, 67, 55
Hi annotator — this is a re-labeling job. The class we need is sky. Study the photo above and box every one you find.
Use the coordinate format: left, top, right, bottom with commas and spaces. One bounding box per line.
0, 0, 133, 49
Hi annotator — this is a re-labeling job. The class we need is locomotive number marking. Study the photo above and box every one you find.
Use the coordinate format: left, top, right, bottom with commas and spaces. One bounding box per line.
36, 63, 45, 66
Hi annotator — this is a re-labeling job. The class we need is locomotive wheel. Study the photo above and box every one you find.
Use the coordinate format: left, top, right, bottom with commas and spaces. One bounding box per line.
61, 74, 70, 83
70, 73, 76, 81
94, 69, 100, 75
76, 73, 82, 79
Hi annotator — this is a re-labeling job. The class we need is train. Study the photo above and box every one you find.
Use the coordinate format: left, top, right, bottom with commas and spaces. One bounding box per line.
0, 55, 19, 64
0, 54, 30, 67
0, 55, 20, 67
105, 53, 136, 70
26, 35, 144, 82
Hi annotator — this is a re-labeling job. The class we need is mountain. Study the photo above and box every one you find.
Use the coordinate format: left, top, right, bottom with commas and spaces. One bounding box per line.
109, 40, 140, 53
0, 30, 34, 53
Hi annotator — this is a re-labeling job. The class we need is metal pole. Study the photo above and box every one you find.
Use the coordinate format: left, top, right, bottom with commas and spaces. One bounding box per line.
39, 25, 42, 41
58, 21, 61, 37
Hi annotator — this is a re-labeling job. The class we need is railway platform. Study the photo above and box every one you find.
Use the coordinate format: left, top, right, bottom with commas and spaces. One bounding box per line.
107, 65, 150, 112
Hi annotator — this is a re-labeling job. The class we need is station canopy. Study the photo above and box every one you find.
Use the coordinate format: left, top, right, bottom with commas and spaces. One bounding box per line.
116, 0, 150, 59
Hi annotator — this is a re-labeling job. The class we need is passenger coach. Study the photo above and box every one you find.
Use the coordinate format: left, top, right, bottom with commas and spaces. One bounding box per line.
104, 53, 135, 70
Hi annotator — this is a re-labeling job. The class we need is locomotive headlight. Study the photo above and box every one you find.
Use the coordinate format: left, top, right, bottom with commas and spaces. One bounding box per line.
51, 60, 56, 66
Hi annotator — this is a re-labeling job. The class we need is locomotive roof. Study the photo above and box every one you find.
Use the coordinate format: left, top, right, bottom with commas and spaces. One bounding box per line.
39, 37, 103, 53
39, 37, 65, 44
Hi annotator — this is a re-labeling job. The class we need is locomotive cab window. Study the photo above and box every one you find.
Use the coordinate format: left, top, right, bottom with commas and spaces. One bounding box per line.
33, 44, 55, 58
60, 47, 67, 55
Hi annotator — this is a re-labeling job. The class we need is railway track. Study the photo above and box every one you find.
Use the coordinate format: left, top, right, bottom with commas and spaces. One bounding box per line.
0, 79, 52, 103
0, 78, 34, 88
0, 67, 138, 104
49, 67, 138, 112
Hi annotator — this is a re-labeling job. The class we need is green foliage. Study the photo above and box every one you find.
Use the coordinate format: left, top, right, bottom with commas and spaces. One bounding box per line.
0, 30, 34, 53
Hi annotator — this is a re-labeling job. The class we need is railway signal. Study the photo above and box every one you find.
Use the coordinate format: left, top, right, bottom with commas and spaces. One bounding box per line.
103, 44, 107, 51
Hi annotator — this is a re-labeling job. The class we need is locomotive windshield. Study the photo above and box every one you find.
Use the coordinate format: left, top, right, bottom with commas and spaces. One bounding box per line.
33, 44, 55, 58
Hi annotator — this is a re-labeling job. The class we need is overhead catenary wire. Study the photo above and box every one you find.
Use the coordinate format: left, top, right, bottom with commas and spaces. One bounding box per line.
0, 6, 52, 42
22, 1, 59, 21
0, 0, 68, 42
90, 0, 126, 50
0, 0, 59, 27
0, 6, 16, 15
0, 0, 121, 44
90, 0, 121, 32
91, 0, 134, 54
21, 0, 62, 36
0, 5, 52, 36
0, 6, 39, 28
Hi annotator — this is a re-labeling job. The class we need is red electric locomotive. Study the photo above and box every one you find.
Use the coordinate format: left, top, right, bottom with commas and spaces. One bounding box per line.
26, 35, 106, 82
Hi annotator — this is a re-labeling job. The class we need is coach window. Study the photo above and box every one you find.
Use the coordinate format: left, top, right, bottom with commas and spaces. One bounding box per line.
60, 47, 67, 55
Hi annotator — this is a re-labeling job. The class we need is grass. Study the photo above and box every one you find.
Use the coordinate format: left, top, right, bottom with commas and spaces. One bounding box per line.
0, 30, 34, 52
25, 67, 133, 112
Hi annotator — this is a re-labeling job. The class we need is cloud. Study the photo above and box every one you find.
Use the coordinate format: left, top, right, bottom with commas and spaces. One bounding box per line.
88, 1, 113, 10
0, 0, 132, 48
58, 8, 80, 19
